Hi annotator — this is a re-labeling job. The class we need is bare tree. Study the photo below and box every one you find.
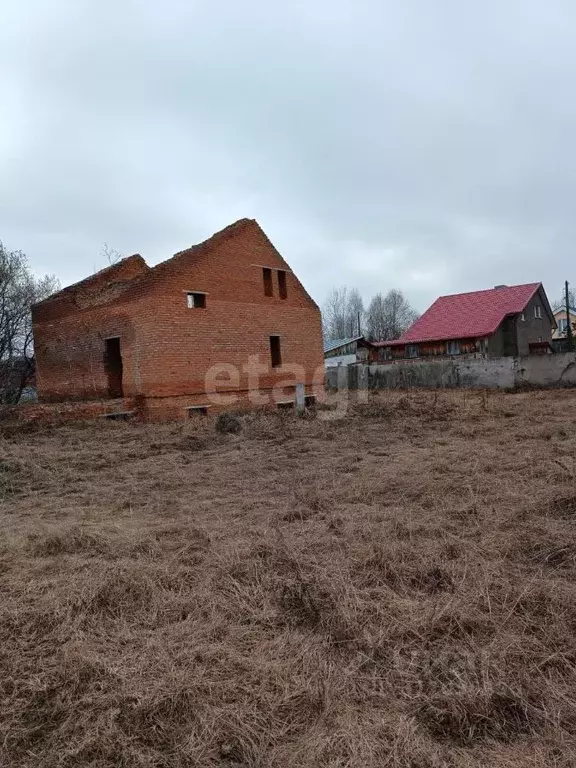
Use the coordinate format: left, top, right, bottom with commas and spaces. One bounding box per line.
365, 293, 388, 341
322, 287, 364, 341
347, 288, 364, 336
0, 242, 60, 404
553, 287, 575, 311
100, 243, 123, 267
365, 289, 419, 341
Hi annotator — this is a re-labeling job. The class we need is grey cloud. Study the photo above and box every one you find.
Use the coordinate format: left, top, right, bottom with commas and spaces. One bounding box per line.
1, 0, 576, 312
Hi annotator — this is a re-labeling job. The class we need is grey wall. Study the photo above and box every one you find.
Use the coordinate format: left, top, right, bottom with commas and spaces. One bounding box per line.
488, 327, 505, 357
457, 357, 516, 388
516, 354, 576, 387
328, 353, 576, 391
516, 290, 554, 355
486, 290, 553, 358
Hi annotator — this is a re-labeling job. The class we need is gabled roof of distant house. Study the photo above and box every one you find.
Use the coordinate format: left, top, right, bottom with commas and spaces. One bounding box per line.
323, 336, 364, 355
384, 283, 549, 346
553, 306, 576, 315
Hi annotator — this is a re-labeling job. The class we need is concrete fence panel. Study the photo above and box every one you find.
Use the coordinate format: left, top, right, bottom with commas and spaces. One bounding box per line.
330, 352, 576, 391
515, 353, 576, 387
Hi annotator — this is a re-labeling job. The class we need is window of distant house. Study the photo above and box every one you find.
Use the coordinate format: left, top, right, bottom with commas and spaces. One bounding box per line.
534, 305, 542, 319
263, 268, 273, 297
446, 340, 461, 355
558, 318, 568, 334
520, 313, 525, 321
270, 335, 282, 367
277, 269, 288, 299
186, 292, 206, 309
379, 347, 392, 361
406, 344, 419, 358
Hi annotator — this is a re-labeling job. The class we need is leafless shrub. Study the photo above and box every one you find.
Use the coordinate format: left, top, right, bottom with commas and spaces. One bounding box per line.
240, 408, 295, 440
215, 411, 242, 434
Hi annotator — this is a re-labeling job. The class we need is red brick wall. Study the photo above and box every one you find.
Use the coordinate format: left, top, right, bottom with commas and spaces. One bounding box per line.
33, 220, 324, 406
33, 255, 149, 401
13, 400, 117, 422
130, 387, 320, 421
33, 305, 141, 401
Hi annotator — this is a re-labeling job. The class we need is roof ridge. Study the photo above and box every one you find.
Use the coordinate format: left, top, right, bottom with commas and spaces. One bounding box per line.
141, 218, 258, 281
36, 219, 258, 307
169, 218, 256, 261
395, 282, 545, 344
436, 282, 541, 300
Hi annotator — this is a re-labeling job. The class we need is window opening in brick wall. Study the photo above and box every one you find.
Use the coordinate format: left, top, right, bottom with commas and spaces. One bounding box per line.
186, 405, 209, 416
278, 269, 288, 299
186, 292, 206, 309
270, 335, 282, 367
263, 268, 273, 297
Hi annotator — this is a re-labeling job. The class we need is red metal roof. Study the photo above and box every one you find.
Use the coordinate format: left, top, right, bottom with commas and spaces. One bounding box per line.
394, 283, 542, 345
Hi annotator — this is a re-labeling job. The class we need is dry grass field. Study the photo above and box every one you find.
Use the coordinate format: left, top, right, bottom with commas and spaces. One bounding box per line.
2, 389, 576, 767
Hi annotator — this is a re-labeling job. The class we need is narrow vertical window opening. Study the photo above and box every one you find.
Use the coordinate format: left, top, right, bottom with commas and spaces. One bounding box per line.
263, 268, 273, 297
270, 335, 282, 367
278, 270, 288, 299
104, 337, 123, 398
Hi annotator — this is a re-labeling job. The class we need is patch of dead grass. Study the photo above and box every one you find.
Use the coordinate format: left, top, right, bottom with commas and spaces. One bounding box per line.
2, 390, 576, 766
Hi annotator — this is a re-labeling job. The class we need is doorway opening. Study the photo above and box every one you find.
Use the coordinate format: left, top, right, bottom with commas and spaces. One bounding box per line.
104, 337, 123, 398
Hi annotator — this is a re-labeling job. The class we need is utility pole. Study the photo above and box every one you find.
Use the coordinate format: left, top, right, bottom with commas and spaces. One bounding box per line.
357, 310, 361, 336
565, 280, 574, 351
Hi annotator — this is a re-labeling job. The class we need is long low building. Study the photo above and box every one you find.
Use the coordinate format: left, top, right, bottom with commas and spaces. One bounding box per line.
324, 336, 372, 367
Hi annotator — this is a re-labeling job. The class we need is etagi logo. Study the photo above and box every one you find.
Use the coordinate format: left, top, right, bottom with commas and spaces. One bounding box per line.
204, 357, 367, 419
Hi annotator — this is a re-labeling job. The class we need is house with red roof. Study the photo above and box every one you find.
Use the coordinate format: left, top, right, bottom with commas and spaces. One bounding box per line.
373, 283, 555, 362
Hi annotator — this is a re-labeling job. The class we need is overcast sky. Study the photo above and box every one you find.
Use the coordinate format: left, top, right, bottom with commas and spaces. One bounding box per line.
1, 1, 575, 312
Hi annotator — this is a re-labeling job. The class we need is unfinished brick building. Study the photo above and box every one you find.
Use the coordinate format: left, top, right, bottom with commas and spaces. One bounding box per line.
32, 219, 324, 419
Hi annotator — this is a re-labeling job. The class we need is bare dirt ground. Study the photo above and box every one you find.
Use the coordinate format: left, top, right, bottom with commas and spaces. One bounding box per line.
2, 389, 576, 767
